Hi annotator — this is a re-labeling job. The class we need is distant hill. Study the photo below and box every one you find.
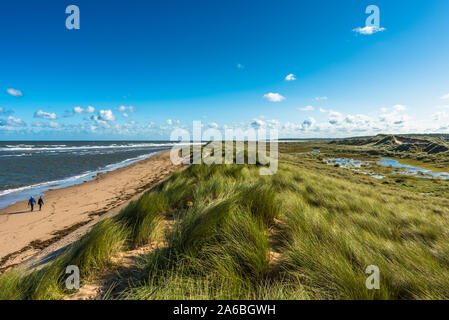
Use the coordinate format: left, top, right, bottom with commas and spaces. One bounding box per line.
331, 134, 449, 155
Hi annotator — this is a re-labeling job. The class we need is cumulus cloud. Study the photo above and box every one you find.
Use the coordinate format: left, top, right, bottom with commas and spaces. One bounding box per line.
34, 110, 57, 120
251, 119, 265, 129
98, 109, 115, 121
74, 106, 95, 114
301, 117, 316, 131
378, 109, 410, 127
6, 88, 23, 97
208, 122, 219, 128
314, 96, 328, 101
285, 74, 296, 81
328, 111, 344, 125
0, 116, 26, 127
298, 105, 314, 111
263, 93, 285, 102
441, 93, 449, 100
352, 26, 386, 35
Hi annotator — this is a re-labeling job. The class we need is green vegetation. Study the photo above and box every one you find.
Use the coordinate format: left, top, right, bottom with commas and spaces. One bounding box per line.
285, 134, 449, 168
281, 134, 449, 197
1, 138, 449, 300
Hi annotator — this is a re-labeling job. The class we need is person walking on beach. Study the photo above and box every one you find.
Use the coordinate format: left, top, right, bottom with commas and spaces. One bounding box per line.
28, 196, 36, 212
38, 197, 44, 211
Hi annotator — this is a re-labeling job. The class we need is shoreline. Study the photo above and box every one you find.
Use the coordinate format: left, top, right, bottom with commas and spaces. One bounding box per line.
0, 150, 168, 210
0, 150, 183, 273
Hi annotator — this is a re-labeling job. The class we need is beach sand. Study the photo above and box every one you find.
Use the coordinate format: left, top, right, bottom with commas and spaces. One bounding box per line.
0, 150, 182, 272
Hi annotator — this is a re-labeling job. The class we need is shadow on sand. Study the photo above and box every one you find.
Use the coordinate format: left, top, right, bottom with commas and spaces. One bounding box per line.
0, 210, 31, 216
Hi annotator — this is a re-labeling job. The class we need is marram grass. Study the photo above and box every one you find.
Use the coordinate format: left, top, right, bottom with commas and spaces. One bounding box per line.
1, 147, 449, 300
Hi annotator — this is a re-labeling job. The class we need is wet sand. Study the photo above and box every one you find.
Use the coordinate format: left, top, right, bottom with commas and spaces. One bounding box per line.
0, 150, 182, 272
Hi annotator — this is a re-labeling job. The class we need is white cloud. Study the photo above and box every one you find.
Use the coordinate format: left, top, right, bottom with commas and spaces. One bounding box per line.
319, 107, 327, 113
208, 122, 219, 129
380, 107, 388, 113
378, 110, 410, 127
95, 119, 111, 128
441, 93, 449, 100
328, 111, 344, 125
265, 119, 280, 129
165, 119, 180, 126
298, 105, 314, 111
285, 74, 296, 81
34, 110, 57, 120
74, 106, 95, 114
237, 63, 244, 69
122, 113, 129, 118
301, 117, 316, 131
98, 109, 115, 121
118, 105, 135, 113
32, 121, 61, 129
0, 116, 26, 127
263, 93, 285, 102
314, 96, 328, 101
6, 88, 23, 97
251, 119, 265, 129
353, 26, 386, 35
393, 104, 407, 111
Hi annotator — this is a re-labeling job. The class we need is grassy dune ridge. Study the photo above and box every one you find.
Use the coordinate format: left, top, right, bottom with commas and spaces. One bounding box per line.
1, 142, 449, 299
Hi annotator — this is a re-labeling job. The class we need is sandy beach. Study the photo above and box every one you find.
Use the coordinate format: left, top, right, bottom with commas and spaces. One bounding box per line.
0, 150, 182, 272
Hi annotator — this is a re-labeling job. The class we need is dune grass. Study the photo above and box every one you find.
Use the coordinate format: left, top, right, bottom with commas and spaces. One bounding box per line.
1, 143, 449, 300
117, 153, 449, 300
0, 177, 170, 300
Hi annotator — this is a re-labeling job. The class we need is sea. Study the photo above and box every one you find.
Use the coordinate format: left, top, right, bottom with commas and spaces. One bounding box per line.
0, 141, 180, 209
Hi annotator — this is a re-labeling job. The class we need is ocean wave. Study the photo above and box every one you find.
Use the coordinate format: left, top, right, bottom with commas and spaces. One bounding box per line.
0, 152, 157, 196
0, 172, 93, 197
0, 142, 199, 152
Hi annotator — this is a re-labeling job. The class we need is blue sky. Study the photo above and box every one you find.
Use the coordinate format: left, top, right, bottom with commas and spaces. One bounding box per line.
1, 0, 449, 140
